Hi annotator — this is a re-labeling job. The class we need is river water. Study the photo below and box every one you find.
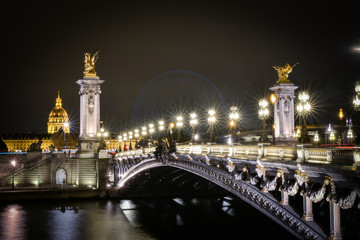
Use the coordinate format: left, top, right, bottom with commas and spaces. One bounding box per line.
0, 196, 297, 240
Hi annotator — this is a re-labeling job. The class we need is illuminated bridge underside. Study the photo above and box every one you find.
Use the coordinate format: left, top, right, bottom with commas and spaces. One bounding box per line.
118, 156, 326, 240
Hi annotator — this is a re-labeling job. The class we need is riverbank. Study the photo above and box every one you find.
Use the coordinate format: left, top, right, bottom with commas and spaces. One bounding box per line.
0, 188, 108, 202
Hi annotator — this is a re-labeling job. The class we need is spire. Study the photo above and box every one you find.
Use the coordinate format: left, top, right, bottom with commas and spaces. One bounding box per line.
55, 91, 62, 108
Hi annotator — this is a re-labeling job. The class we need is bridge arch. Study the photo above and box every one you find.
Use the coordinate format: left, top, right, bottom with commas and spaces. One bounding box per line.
117, 156, 327, 240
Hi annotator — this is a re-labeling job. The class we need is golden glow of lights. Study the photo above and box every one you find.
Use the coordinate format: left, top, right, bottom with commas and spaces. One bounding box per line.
270, 93, 277, 104
338, 108, 344, 120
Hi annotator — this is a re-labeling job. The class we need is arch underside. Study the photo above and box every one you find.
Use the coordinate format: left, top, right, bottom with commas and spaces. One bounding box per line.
117, 157, 327, 240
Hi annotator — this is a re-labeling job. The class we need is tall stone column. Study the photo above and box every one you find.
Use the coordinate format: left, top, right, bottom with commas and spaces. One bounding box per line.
76, 52, 105, 158
269, 63, 299, 145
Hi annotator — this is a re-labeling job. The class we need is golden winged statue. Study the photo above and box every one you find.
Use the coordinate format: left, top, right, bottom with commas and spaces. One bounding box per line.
83, 51, 99, 77
273, 62, 299, 83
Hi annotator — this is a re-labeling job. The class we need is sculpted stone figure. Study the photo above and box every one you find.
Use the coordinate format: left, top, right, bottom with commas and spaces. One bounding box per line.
84, 51, 99, 76
273, 62, 299, 83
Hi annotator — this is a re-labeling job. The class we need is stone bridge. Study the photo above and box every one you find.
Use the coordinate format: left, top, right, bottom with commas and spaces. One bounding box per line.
113, 143, 360, 240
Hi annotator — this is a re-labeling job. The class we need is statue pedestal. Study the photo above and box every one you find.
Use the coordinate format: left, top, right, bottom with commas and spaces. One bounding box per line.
269, 83, 298, 140
78, 137, 102, 159
276, 136, 299, 146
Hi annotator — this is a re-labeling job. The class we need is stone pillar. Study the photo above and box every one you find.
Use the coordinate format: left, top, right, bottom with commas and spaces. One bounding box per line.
302, 196, 313, 221
281, 192, 289, 205
269, 83, 298, 143
305, 196, 314, 221
77, 77, 104, 138
330, 202, 342, 240
76, 76, 105, 158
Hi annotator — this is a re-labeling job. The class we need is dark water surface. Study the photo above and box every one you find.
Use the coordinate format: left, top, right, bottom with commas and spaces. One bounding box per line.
0, 196, 297, 240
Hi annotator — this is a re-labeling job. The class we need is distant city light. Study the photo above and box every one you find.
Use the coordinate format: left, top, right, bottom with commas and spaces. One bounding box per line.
352, 47, 360, 52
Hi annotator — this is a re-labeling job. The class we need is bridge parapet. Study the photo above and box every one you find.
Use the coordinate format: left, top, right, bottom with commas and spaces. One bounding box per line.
174, 143, 358, 166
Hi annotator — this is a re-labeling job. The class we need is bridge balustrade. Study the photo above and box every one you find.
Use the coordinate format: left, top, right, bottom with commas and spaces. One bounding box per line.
302, 148, 329, 164
173, 143, 359, 166
116, 143, 359, 166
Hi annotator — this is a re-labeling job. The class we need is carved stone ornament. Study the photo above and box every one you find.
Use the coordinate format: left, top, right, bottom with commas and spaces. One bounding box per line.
88, 95, 94, 114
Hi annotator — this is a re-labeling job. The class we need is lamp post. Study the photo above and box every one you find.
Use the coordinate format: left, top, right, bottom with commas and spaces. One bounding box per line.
352, 81, 360, 144
157, 121, 165, 144
270, 94, 277, 145
258, 99, 270, 142
338, 108, 345, 143
189, 112, 198, 142
134, 129, 139, 149
314, 131, 320, 145
176, 116, 183, 143
11, 160, 16, 190
296, 92, 311, 143
148, 124, 155, 145
329, 130, 336, 143
118, 135, 123, 151
229, 105, 239, 144
141, 126, 147, 147
207, 109, 216, 143
123, 133, 128, 150
353, 81, 360, 111
168, 122, 175, 142
128, 131, 133, 150
158, 120, 165, 131
63, 122, 69, 150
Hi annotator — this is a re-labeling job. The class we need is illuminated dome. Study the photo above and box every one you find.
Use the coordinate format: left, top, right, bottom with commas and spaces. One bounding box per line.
47, 91, 70, 134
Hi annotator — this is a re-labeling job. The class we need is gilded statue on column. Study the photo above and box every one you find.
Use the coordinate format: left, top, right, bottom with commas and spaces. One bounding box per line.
83, 51, 99, 77
273, 62, 299, 83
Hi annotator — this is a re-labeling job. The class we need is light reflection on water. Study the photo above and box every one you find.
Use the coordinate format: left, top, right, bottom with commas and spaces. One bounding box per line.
0, 204, 27, 240
0, 197, 297, 240
0, 200, 156, 240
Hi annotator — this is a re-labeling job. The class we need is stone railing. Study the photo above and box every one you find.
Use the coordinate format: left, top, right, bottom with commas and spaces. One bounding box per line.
175, 143, 357, 166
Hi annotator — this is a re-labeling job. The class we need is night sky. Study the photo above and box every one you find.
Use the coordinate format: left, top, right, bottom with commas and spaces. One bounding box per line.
1, 1, 359, 134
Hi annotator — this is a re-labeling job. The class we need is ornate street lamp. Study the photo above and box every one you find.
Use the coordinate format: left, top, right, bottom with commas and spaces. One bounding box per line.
314, 131, 320, 145
207, 109, 216, 142
270, 94, 277, 145
134, 129, 139, 148
353, 81, 360, 111
296, 92, 311, 143
338, 108, 345, 143
123, 133, 128, 150
128, 131, 133, 150
229, 105, 239, 144
329, 130, 336, 143
258, 99, 270, 142
117, 135, 123, 151
158, 120, 165, 131
176, 116, 183, 143
189, 112, 198, 142
148, 123, 154, 144
11, 160, 16, 190
348, 128, 354, 142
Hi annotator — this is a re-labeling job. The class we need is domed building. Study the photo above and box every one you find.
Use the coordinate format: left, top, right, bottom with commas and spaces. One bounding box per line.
47, 91, 70, 134
1, 91, 75, 152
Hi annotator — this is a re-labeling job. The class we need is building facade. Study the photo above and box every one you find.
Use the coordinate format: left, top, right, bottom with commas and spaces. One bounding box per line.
2, 92, 74, 152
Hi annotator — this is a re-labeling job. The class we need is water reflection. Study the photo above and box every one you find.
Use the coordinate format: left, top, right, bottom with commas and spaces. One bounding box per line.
0, 198, 297, 240
46, 205, 82, 240
0, 204, 27, 240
